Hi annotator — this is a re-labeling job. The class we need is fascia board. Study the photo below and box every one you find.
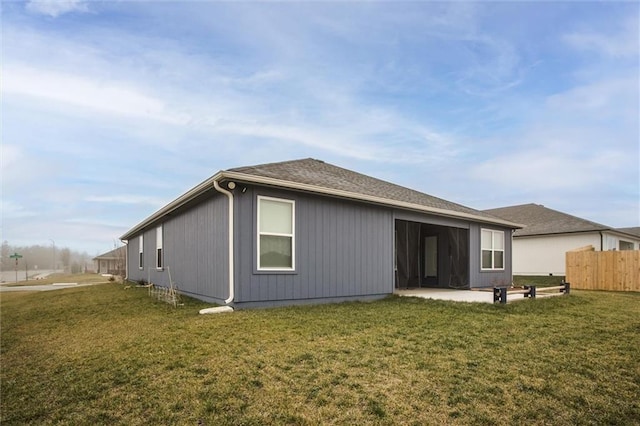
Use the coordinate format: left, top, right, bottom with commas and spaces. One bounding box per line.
121, 169, 523, 241
120, 171, 224, 240
222, 171, 523, 229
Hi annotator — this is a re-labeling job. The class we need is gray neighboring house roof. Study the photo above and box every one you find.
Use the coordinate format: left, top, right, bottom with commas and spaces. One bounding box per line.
122, 158, 518, 240
484, 203, 637, 239
617, 227, 640, 238
93, 246, 126, 261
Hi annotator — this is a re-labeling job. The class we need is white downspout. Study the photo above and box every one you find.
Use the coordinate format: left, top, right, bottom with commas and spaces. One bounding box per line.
121, 240, 128, 282
213, 180, 235, 305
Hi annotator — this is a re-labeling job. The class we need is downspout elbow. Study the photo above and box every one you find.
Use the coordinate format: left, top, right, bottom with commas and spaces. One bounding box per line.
213, 180, 234, 305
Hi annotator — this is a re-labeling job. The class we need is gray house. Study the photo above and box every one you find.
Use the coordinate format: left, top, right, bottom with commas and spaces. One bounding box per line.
121, 159, 519, 308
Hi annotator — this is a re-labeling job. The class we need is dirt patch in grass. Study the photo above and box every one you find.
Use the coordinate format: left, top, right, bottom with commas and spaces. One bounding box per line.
2, 284, 639, 425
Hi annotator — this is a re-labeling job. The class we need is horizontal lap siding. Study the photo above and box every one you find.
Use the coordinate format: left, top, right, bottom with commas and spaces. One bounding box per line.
235, 186, 394, 304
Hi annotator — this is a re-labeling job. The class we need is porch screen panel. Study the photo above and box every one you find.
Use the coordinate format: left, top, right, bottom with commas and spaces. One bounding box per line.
395, 221, 408, 288
448, 227, 469, 288
395, 221, 420, 288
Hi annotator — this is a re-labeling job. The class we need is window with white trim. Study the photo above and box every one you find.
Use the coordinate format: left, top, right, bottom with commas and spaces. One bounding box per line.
481, 229, 504, 270
619, 240, 634, 251
156, 225, 163, 269
138, 235, 144, 269
257, 196, 295, 270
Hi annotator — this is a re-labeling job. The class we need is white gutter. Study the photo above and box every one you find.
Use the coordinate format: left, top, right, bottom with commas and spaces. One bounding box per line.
121, 172, 225, 240
123, 240, 128, 281
212, 179, 234, 305
121, 169, 521, 241
222, 171, 523, 229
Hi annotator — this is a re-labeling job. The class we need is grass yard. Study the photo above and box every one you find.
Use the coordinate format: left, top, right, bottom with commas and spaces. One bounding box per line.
1, 283, 639, 425
512, 275, 567, 287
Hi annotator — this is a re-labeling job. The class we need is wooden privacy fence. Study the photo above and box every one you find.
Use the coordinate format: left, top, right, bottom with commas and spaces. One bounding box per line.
566, 249, 640, 292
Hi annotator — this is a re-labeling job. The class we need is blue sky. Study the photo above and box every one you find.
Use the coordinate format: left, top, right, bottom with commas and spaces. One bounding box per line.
2, 0, 639, 255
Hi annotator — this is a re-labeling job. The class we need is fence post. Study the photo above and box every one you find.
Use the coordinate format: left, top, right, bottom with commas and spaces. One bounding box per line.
564, 282, 570, 295
493, 287, 507, 304
525, 285, 536, 298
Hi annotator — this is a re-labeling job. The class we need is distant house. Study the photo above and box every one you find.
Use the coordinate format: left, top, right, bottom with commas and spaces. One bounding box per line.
617, 227, 640, 239
93, 246, 126, 275
484, 203, 640, 276
121, 158, 519, 308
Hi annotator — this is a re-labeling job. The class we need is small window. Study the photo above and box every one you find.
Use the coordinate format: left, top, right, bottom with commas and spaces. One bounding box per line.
619, 240, 634, 251
481, 229, 505, 270
138, 235, 144, 269
156, 225, 163, 269
257, 196, 295, 270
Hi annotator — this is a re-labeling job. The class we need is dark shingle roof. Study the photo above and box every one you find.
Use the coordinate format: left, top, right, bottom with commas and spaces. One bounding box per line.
617, 227, 640, 238
121, 158, 519, 240
229, 158, 503, 221
93, 246, 126, 260
484, 203, 612, 237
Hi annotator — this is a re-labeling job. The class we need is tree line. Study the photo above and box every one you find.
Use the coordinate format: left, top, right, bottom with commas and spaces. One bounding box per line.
1, 241, 95, 273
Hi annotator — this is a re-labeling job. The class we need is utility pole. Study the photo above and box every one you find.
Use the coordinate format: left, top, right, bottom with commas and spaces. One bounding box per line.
49, 239, 56, 272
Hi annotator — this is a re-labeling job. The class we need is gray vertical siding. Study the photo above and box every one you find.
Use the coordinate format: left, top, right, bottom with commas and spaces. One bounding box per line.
124, 183, 515, 305
468, 223, 513, 288
125, 192, 229, 302
234, 186, 394, 305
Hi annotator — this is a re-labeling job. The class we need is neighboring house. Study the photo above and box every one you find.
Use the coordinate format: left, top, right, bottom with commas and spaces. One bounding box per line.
121, 158, 519, 308
484, 204, 640, 276
93, 246, 127, 275
617, 227, 640, 239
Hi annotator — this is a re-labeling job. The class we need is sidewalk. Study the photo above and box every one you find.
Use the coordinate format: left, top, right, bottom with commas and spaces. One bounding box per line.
0, 282, 101, 293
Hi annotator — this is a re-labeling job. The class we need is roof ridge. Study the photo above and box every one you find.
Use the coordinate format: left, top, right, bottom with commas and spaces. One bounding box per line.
228, 158, 505, 221
227, 157, 320, 172
484, 203, 616, 236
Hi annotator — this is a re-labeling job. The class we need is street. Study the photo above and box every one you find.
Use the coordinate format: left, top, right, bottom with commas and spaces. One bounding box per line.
0, 269, 58, 284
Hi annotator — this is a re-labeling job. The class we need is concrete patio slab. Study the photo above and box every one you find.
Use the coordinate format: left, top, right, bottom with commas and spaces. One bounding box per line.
396, 288, 497, 303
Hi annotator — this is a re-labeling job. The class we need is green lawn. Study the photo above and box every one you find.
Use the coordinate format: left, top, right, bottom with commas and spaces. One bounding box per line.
513, 275, 567, 287
1, 283, 638, 425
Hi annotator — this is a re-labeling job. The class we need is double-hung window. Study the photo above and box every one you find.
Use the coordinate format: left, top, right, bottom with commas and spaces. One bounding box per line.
138, 235, 144, 269
257, 196, 295, 271
156, 225, 163, 269
481, 229, 504, 270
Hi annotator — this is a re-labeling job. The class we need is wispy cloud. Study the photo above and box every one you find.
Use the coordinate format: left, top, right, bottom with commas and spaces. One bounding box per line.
85, 195, 168, 206
25, 0, 89, 18
546, 76, 638, 122
563, 17, 639, 58
1, 200, 38, 219
2, 65, 189, 125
